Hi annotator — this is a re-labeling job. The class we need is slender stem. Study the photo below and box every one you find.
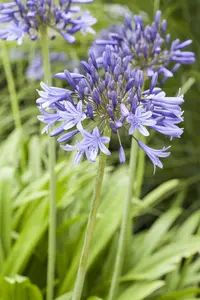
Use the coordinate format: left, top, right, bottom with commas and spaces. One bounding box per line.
108, 137, 138, 300
154, 0, 160, 14
1, 41, 26, 171
40, 26, 56, 300
1, 42, 22, 129
135, 135, 146, 198
72, 151, 109, 300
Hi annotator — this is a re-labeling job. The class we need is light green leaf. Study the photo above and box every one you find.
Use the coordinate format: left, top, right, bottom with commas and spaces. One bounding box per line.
132, 179, 181, 217
181, 77, 196, 94
55, 292, 73, 300
154, 287, 200, 299
3, 200, 48, 275
87, 297, 103, 300
0, 275, 43, 300
173, 210, 200, 242
117, 281, 164, 300
0, 167, 14, 261
134, 208, 182, 263
122, 237, 200, 281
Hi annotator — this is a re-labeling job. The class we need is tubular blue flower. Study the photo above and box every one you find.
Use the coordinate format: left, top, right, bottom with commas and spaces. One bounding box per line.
36, 46, 184, 169
93, 10, 195, 82
136, 140, 171, 173
0, 0, 96, 43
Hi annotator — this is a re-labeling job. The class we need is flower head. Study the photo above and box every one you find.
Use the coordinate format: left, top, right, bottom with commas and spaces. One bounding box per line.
0, 0, 96, 44
94, 11, 195, 82
36, 46, 184, 169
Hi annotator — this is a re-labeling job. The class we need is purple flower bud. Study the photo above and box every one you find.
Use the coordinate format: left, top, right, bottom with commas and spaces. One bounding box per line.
119, 145, 126, 163
126, 78, 135, 92
150, 72, 158, 93
161, 20, 167, 35
155, 10, 161, 26
57, 129, 79, 142
86, 103, 94, 120
110, 91, 117, 109
110, 121, 117, 133
107, 106, 115, 120
92, 88, 101, 105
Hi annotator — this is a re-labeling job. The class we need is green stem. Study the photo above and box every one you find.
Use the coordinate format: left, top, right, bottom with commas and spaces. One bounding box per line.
40, 26, 56, 300
135, 135, 146, 198
1, 42, 22, 129
1, 41, 26, 171
72, 151, 109, 300
108, 137, 138, 300
154, 0, 160, 14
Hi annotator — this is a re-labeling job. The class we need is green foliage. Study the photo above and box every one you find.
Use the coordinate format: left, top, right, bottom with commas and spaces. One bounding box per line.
0, 0, 200, 299
0, 275, 43, 300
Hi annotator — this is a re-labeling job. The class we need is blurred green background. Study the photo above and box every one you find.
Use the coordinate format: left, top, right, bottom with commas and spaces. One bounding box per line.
1, 0, 200, 299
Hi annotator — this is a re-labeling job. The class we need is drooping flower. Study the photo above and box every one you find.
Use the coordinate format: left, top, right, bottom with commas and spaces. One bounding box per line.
93, 10, 195, 82
136, 140, 171, 174
36, 46, 184, 170
0, 0, 96, 44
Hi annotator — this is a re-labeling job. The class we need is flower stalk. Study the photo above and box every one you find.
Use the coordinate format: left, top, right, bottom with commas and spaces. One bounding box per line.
1, 41, 26, 171
40, 26, 56, 300
108, 137, 138, 300
72, 128, 110, 300
135, 135, 146, 198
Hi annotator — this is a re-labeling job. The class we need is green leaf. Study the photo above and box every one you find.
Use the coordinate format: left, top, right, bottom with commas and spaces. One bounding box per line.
58, 167, 129, 294
132, 179, 181, 217
154, 287, 200, 299
87, 297, 103, 300
0, 167, 14, 260
173, 210, 200, 242
55, 292, 73, 300
3, 199, 48, 275
122, 237, 200, 281
181, 77, 196, 95
116, 281, 164, 300
0, 275, 43, 300
134, 208, 182, 263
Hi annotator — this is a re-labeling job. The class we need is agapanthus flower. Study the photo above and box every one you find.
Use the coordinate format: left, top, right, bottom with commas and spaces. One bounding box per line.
93, 10, 195, 82
36, 46, 184, 171
0, 0, 96, 44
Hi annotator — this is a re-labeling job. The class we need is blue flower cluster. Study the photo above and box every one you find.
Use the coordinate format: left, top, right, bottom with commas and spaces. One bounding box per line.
94, 11, 195, 83
37, 44, 185, 172
0, 0, 96, 44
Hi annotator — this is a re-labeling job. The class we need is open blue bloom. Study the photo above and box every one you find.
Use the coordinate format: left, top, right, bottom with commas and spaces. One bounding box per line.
0, 0, 96, 44
62, 125, 111, 163
0, 21, 25, 44
36, 46, 184, 169
93, 11, 195, 82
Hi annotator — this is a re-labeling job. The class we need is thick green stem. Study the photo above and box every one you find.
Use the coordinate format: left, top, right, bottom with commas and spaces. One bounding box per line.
1, 41, 26, 171
72, 151, 108, 300
108, 138, 138, 300
40, 26, 56, 300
